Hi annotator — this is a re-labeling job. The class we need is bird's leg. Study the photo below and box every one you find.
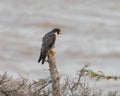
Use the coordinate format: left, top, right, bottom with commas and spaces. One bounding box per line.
48, 49, 56, 55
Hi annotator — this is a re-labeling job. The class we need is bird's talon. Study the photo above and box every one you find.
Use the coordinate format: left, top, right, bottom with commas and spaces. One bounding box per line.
48, 49, 55, 55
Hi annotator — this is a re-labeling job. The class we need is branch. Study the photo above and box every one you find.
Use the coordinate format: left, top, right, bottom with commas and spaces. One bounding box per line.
47, 52, 61, 96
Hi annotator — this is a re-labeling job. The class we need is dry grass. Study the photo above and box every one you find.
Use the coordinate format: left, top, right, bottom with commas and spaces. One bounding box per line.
0, 66, 120, 96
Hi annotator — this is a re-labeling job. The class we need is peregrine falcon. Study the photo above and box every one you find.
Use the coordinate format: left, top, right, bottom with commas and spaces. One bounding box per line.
38, 28, 61, 64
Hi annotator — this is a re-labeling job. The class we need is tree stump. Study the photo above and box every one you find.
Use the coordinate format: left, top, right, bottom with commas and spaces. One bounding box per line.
48, 52, 60, 96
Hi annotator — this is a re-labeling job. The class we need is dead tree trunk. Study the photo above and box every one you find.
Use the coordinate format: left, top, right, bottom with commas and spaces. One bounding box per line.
48, 53, 60, 96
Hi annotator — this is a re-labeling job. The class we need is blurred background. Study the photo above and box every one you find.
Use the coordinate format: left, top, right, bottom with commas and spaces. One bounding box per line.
0, 0, 120, 93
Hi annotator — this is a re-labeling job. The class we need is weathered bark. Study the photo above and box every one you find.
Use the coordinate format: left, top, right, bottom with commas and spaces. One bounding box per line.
48, 53, 60, 96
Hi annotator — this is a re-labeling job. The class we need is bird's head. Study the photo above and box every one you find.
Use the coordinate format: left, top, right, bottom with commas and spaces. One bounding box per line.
52, 28, 61, 36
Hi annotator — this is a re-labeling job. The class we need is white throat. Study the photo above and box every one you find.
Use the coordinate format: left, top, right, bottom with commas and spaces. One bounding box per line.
55, 33, 58, 36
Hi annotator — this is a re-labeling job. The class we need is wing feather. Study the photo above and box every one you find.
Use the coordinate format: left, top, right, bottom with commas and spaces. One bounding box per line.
38, 33, 56, 64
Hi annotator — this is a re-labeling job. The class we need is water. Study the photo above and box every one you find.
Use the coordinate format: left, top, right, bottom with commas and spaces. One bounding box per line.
0, 0, 120, 93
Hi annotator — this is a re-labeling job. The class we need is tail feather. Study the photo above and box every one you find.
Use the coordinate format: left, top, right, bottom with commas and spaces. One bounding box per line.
38, 50, 47, 64
42, 57, 45, 64
38, 57, 42, 63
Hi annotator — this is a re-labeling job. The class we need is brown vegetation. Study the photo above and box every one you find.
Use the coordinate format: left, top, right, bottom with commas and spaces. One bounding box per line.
0, 66, 120, 96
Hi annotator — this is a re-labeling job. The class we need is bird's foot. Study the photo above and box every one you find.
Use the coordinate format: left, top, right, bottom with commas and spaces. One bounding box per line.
48, 49, 56, 55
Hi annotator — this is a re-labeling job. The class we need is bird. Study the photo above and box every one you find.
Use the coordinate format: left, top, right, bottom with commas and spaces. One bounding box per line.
38, 28, 61, 64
